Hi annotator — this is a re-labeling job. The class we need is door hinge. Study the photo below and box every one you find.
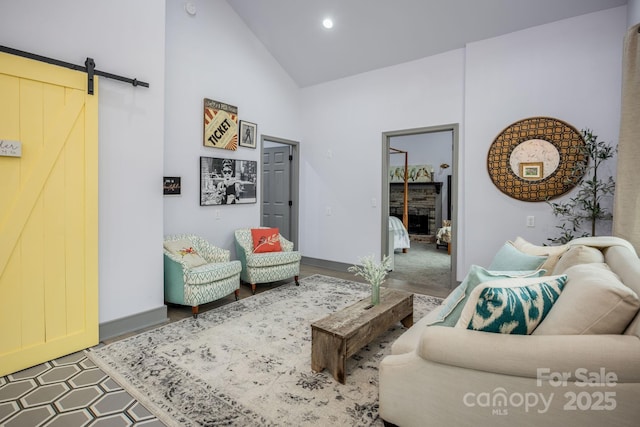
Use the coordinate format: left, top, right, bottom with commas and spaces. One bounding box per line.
288, 200, 293, 207
289, 155, 293, 161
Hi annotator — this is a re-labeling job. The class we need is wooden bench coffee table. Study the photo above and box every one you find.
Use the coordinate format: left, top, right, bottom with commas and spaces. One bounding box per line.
311, 288, 413, 384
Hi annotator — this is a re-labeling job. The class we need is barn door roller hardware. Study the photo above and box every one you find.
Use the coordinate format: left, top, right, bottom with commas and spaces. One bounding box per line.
1, 45, 149, 95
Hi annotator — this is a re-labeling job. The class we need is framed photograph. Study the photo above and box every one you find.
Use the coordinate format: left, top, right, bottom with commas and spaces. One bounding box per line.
239, 120, 257, 149
519, 162, 544, 180
203, 98, 238, 150
200, 157, 257, 205
163, 177, 181, 195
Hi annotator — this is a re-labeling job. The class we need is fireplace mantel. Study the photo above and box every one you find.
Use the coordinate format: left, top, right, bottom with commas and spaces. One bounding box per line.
390, 181, 442, 194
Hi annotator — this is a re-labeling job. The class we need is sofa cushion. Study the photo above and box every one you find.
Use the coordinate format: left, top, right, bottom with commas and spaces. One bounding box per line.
534, 263, 640, 335
510, 236, 569, 274
164, 238, 208, 268
251, 228, 282, 253
552, 244, 604, 275
455, 275, 566, 334
426, 265, 546, 327
488, 242, 547, 271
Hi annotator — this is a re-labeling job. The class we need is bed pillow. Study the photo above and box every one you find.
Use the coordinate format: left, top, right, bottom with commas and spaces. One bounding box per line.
552, 245, 604, 275
510, 236, 569, 275
488, 242, 547, 271
164, 239, 208, 268
455, 275, 567, 335
251, 228, 282, 253
534, 264, 640, 335
426, 265, 546, 327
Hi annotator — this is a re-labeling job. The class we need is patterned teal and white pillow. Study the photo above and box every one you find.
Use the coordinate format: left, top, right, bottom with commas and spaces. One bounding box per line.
455, 275, 566, 334
426, 265, 547, 327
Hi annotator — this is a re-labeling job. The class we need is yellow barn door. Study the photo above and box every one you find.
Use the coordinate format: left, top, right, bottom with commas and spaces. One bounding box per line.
0, 52, 98, 376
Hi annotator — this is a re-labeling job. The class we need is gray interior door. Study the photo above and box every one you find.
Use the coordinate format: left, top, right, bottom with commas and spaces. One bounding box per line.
262, 145, 291, 240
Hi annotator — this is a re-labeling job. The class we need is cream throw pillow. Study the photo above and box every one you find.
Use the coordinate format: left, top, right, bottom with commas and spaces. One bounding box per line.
533, 263, 640, 335
552, 245, 604, 275
510, 236, 569, 275
164, 238, 208, 268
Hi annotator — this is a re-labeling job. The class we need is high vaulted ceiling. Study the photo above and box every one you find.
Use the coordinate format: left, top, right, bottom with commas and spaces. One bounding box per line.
225, 0, 627, 87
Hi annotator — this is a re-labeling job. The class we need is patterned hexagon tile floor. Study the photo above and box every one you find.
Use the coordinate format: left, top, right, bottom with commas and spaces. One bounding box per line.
0, 351, 165, 427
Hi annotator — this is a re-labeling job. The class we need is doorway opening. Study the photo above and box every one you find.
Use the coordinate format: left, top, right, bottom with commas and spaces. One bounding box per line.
381, 124, 459, 290
260, 135, 300, 249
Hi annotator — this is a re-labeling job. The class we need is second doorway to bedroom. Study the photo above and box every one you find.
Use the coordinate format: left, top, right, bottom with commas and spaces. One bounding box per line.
382, 124, 458, 291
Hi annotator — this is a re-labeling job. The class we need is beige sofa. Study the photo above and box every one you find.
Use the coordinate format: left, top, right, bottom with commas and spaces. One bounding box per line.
379, 236, 640, 427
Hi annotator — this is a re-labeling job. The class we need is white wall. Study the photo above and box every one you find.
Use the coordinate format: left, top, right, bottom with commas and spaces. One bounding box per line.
163, 0, 301, 251
629, 0, 640, 26
0, 0, 166, 323
463, 7, 626, 270
299, 6, 626, 280
299, 50, 465, 265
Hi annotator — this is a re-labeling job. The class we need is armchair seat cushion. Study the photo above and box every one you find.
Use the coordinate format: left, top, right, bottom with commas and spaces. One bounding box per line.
246, 251, 302, 268
184, 260, 242, 285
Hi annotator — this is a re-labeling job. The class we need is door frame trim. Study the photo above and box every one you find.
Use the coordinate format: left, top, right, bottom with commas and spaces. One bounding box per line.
260, 134, 300, 249
381, 123, 459, 288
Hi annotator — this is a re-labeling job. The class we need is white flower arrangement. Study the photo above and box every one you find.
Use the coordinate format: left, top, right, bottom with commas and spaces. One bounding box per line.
348, 254, 392, 287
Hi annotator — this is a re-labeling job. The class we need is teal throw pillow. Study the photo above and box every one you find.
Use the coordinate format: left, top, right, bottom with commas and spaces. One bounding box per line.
488, 242, 547, 271
456, 275, 567, 335
426, 265, 547, 327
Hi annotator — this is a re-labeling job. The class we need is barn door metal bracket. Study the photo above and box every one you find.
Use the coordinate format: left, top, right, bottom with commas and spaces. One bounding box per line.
0, 45, 149, 95
85, 58, 95, 95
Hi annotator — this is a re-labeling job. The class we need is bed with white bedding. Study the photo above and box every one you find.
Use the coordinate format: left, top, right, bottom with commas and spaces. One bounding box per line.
389, 216, 410, 251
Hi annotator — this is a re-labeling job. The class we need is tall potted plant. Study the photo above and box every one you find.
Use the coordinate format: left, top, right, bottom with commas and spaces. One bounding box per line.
547, 129, 616, 245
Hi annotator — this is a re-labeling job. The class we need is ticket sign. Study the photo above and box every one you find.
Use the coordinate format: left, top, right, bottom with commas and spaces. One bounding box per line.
203, 98, 238, 151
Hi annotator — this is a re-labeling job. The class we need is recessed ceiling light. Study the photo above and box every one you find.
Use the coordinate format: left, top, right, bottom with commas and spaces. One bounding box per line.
322, 18, 334, 29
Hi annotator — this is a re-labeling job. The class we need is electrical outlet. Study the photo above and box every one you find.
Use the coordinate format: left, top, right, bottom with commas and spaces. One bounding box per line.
526, 216, 535, 227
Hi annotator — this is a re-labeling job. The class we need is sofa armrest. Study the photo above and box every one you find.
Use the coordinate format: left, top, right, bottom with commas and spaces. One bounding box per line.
418, 326, 640, 382
163, 249, 190, 271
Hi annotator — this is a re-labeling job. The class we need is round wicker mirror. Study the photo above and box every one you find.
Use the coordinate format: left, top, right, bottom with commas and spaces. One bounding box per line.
487, 117, 587, 202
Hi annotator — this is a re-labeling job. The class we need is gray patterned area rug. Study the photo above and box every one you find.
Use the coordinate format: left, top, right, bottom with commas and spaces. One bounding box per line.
87, 274, 442, 426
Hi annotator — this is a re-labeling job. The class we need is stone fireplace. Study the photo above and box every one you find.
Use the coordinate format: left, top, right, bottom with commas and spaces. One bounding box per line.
389, 182, 442, 235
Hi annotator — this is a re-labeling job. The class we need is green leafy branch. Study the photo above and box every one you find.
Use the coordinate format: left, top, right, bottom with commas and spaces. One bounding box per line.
547, 129, 616, 245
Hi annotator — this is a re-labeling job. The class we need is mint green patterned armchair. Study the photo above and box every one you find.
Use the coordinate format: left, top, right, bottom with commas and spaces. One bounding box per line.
164, 234, 242, 318
234, 228, 301, 294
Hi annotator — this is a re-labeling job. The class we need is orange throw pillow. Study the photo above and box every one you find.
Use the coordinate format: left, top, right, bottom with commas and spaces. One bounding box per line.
251, 228, 282, 253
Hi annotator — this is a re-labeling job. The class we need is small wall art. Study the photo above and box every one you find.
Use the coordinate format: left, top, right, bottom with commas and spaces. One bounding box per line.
203, 98, 238, 150
389, 164, 433, 183
163, 177, 181, 195
519, 162, 544, 180
200, 156, 257, 205
239, 120, 257, 149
